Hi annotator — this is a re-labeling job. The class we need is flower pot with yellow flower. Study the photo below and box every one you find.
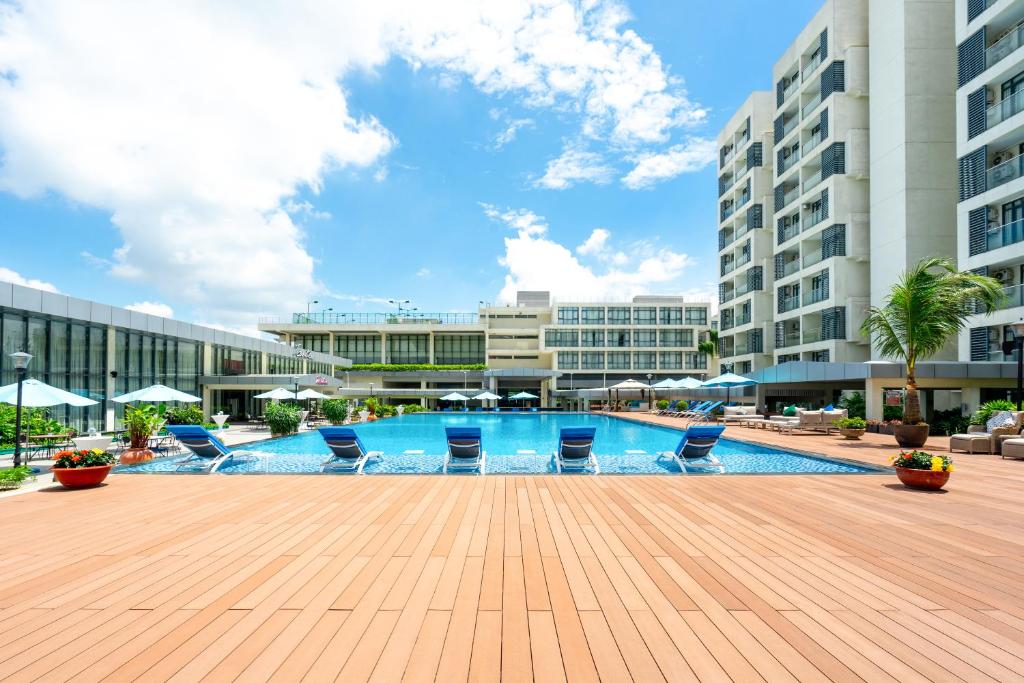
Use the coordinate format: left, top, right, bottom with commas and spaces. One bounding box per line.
889, 450, 953, 491
52, 449, 116, 488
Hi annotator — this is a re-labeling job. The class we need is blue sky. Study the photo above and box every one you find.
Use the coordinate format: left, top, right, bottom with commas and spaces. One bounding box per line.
0, 0, 822, 329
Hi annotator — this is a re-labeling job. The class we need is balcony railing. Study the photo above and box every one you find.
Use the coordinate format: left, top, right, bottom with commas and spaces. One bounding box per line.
734, 313, 752, 327
803, 288, 829, 305
739, 130, 751, 146
780, 116, 798, 139
802, 131, 824, 156
721, 174, 735, 193
778, 222, 800, 243
986, 217, 1024, 252
781, 258, 801, 277
721, 146, 735, 165
802, 53, 823, 80
720, 318, 735, 331
779, 332, 802, 348
779, 296, 800, 312
778, 149, 801, 174
720, 231, 734, 250
721, 289, 736, 304
732, 343, 750, 356
735, 280, 754, 297
803, 250, 824, 268
807, 208, 827, 229
781, 186, 800, 208
722, 204, 736, 220
802, 93, 822, 118
802, 329, 822, 344
986, 24, 1024, 71
988, 89, 1024, 129
721, 260, 736, 275
285, 312, 480, 325
996, 283, 1024, 311
734, 222, 751, 242
782, 80, 800, 103
987, 155, 1024, 191
803, 171, 822, 193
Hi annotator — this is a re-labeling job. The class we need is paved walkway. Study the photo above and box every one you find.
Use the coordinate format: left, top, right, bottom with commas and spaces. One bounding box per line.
0, 422, 1021, 681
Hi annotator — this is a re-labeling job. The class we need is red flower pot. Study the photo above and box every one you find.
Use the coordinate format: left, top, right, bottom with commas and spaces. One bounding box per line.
52, 465, 113, 489
119, 448, 154, 464
895, 466, 949, 491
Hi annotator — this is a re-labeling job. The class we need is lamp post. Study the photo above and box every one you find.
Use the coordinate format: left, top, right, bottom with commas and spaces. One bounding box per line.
647, 373, 654, 409
10, 351, 32, 468
1012, 320, 1024, 410
292, 375, 301, 403
305, 300, 319, 321
461, 370, 467, 391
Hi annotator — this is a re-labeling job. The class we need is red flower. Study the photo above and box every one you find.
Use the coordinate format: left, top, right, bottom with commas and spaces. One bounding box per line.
71, 454, 81, 463
902, 452, 913, 459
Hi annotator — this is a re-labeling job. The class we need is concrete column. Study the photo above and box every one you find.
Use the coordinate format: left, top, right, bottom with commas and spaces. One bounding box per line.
428, 333, 435, 365
202, 386, 212, 420
104, 326, 117, 431
380, 333, 387, 363
961, 386, 981, 417
421, 380, 428, 408
540, 379, 549, 408
865, 378, 884, 421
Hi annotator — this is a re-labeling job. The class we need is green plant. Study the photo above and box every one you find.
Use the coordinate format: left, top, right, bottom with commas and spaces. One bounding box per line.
0, 405, 66, 448
348, 363, 486, 372
835, 417, 867, 430
265, 402, 301, 436
0, 466, 32, 489
888, 450, 953, 472
697, 329, 718, 358
861, 257, 1003, 425
883, 405, 904, 423
124, 404, 162, 449
931, 409, 970, 436
322, 398, 350, 425
402, 404, 426, 414
52, 448, 116, 469
970, 399, 1017, 426
378, 404, 397, 417
656, 399, 670, 410
164, 405, 204, 425
837, 392, 866, 420
364, 397, 380, 416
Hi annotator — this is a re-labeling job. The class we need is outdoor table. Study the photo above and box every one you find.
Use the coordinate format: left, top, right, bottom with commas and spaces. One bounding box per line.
28, 433, 72, 459
71, 435, 115, 451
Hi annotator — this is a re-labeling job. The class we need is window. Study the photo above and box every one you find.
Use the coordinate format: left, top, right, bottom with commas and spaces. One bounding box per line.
634, 330, 657, 347
607, 352, 631, 369
778, 353, 800, 364
557, 307, 579, 325
1003, 70, 1024, 100
633, 352, 656, 370
810, 349, 830, 362
634, 307, 656, 324
607, 307, 631, 324
607, 329, 630, 347
387, 334, 430, 364
581, 307, 605, 325
581, 352, 605, 369
558, 351, 579, 369
293, 334, 329, 353
659, 330, 684, 347
659, 352, 682, 369
685, 307, 708, 325
544, 329, 579, 347
659, 307, 682, 325
335, 335, 380, 364
434, 335, 485, 364
684, 352, 708, 370
581, 330, 605, 347
737, 361, 752, 374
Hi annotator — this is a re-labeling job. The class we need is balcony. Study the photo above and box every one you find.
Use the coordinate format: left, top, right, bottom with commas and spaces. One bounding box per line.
782, 80, 800, 103
720, 174, 735, 193
802, 329, 822, 344
778, 222, 801, 243
721, 260, 736, 276
802, 53, 823, 80
735, 280, 755, 297
739, 130, 751, 146
720, 318, 735, 331
734, 222, 751, 241
806, 208, 827, 229
779, 296, 800, 313
986, 217, 1024, 251
734, 313, 752, 327
732, 343, 750, 356
988, 89, 1024, 129
986, 24, 1024, 71
721, 146, 735, 165
781, 186, 800, 208
996, 283, 1024, 310
720, 289, 736, 304
778, 149, 801, 174
803, 288, 829, 306
803, 171, 822, 193
987, 154, 1024, 191
781, 258, 801, 277
779, 332, 802, 348
780, 116, 798, 139
802, 93, 822, 118
722, 204, 736, 220
803, 250, 823, 268
802, 131, 824, 156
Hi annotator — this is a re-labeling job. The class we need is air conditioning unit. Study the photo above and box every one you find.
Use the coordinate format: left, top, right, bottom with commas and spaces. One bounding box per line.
993, 268, 1015, 285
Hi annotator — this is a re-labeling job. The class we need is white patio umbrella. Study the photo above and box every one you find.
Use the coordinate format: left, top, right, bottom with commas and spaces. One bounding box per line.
509, 391, 538, 399
674, 377, 704, 389
254, 388, 297, 400
473, 391, 501, 409
112, 384, 201, 403
651, 378, 681, 389
0, 379, 98, 408
295, 389, 330, 400
608, 379, 650, 409
440, 392, 470, 401
701, 372, 758, 405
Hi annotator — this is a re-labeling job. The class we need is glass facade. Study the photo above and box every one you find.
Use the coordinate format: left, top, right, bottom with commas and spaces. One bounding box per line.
557, 307, 579, 324
580, 330, 604, 347
607, 307, 631, 324
659, 307, 683, 325
545, 330, 579, 347
434, 335, 485, 364
557, 351, 579, 369
659, 352, 683, 369
293, 334, 330, 354
581, 352, 605, 369
335, 335, 381, 364
634, 330, 657, 347
633, 352, 656, 370
684, 352, 709, 370
581, 307, 605, 325
211, 344, 261, 376
608, 329, 630, 347
607, 351, 631, 369
387, 334, 430, 364
267, 353, 303, 374
685, 307, 708, 325
659, 330, 684, 347
633, 307, 656, 325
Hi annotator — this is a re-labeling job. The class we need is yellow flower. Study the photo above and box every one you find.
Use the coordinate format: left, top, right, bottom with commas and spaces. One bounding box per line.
931, 456, 944, 472
947, 463, 954, 473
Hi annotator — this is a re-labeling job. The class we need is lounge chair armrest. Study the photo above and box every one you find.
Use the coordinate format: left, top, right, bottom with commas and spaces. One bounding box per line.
967, 425, 986, 434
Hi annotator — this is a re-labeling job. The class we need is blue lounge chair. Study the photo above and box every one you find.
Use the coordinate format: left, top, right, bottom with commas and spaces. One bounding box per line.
657, 400, 678, 416
553, 427, 599, 473
660, 426, 726, 472
673, 400, 709, 418
444, 427, 485, 474
529, 407, 538, 412
166, 425, 240, 472
685, 401, 724, 423
318, 427, 378, 473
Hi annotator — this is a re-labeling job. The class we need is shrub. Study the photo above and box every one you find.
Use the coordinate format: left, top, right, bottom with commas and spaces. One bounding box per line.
322, 398, 350, 425
837, 392, 866, 420
930, 409, 969, 436
0, 466, 32, 490
656, 399, 670, 410
265, 402, 301, 437
835, 417, 867, 430
889, 450, 953, 472
0, 405, 66, 448
970, 399, 1017, 425
883, 405, 904, 423
52, 449, 115, 469
402, 404, 425, 414
165, 405, 204, 425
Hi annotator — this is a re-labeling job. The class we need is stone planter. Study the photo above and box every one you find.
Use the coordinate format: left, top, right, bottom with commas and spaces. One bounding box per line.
119, 448, 154, 465
894, 424, 929, 449
839, 428, 865, 440
52, 465, 112, 489
895, 466, 949, 491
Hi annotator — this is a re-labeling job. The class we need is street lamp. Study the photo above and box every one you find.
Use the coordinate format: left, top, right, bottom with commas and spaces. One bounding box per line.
1011, 320, 1024, 409
461, 370, 467, 390
306, 300, 319, 318
10, 351, 32, 468
647, 373, 654, 409
292, 375, 301, 402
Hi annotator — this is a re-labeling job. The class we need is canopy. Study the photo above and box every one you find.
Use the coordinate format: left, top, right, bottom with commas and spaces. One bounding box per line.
295, 389, 330, 400
254, 388, 297, 400
0, 379, 98, 408
112, 384, 201, 404
701, 372, 758, 388
510, 391, 538, 399
440, 392, 470, 401
674, 377, 704, 389
473, 391, 502, 401
651, 378, 681, 389
609, 379, 650, 390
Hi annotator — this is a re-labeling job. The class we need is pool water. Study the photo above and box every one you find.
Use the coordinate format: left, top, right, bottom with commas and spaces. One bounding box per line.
117, 413, 881, 475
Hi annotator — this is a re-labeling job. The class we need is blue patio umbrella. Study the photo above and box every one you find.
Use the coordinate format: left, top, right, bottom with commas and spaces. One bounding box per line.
700, 372, 758, 405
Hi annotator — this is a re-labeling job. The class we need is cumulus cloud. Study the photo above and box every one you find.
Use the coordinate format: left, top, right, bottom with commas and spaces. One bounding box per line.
0, 267, 58, 293
485, 205, 692, 303
622, 137, 717, 189
493, 118, 535, 149
576, 228, 611, 255
416, 267, 432, 278
125, 301, 175, 318
0, 0, 709, 324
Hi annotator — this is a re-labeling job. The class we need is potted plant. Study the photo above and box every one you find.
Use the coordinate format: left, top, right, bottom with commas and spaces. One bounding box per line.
861, 257, 1004, 449
52, 449, 116, 488
0, 465, 33, 491
889, 450, 953, 491
321, 398, 350, 425
835, 417, 867, 440
264, 401, 301, 437
120, 404, 161, 464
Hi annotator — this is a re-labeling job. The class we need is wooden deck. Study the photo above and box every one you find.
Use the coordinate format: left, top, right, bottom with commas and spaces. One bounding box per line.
2, 423, 1024, 681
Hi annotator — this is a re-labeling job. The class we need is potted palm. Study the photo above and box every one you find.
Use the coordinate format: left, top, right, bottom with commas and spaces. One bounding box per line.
120, 404, 160, 464
861, 258, 1003, 449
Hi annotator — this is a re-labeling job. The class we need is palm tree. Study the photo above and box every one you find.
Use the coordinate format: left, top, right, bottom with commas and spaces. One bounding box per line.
861, 257, 1003, 425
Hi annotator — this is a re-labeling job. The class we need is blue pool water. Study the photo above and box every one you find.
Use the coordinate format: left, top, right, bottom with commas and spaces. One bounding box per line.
117, 413, 881, 475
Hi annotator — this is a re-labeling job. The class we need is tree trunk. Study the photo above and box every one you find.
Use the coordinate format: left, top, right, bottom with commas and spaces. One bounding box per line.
905, 378, 923, 425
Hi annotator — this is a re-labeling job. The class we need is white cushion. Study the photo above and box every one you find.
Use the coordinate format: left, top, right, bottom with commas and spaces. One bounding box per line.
986, 411, 1016, 433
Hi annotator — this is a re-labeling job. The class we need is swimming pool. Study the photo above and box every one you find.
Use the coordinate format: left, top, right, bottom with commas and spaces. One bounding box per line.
117, 413, 882, 475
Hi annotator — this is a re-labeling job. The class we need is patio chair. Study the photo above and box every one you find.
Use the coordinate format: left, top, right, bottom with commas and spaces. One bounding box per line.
165, 425, 242, 473
950, 410, 1024, 454
657, 400, 679, 415
318, 427, 378, 473
670, 400, 707, 417
553, 427, 599, 473
444, 427, 486, 474
659, 425, 726, 472
720, 405, 759, 424
686, 401, 724, 424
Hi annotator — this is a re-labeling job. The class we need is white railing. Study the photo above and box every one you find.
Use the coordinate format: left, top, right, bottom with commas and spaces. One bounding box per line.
782, 80, 800, 102
778, 149, 801, 174
781, 186, 800, 208
803, 250, 823, 268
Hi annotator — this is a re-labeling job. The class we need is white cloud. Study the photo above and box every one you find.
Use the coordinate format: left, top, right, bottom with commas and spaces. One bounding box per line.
576, 228, 611, 255
481, 203, 548, 236
0, 0, 709, 324
486, 205, 693, 303
416, 267, 432, 278
493, 118, 534, 149
0, 267, 58, 293
283, 199, 331, 221
535, 146, 614, 189
622, 137, 717, 189
125, 301, 174, 318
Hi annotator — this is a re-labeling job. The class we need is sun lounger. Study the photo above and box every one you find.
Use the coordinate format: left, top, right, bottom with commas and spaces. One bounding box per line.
318, 427, 378, 473
672, 401, 708, 418
685, 401, 724, 424
165, 425, 242, 472
553, 427, 599, 473
444, 427, 486, 474
658, 425, 726, 472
